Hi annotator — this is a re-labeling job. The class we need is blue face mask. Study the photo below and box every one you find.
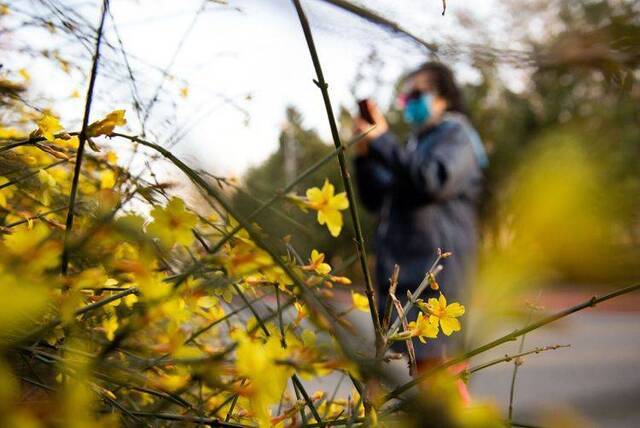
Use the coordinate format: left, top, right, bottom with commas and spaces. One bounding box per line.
403, 94, 432, 127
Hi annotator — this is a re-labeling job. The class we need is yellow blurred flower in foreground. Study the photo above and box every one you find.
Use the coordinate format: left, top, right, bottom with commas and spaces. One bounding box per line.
351, 291, 370, 312
147, 197, 197, 247
305, 179, 349, 237
36, 113, 63, 141
101, 315, 118, 341
234, 331, 292, 428
87, 109, 126, 137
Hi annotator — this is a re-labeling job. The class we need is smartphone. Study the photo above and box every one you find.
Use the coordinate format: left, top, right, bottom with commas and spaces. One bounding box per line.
357, 99, 375, 124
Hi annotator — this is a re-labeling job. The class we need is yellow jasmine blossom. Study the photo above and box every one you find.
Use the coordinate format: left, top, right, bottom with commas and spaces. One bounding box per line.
304, 249, 331, 275
294, 301, 308, 324
87, 109, 126, 137
0, 176, 15, 208
101, 315, 119, 341
147, 197, 197, 247
351, 291, 370, 312
420, 293, 465, 336
305, 179, 349, 237
122, 293, 138, 308
100, 170, 116, 189
3, 223, 59, 272
38, 169, 56, 187
106, 150, 118, 164
151, 372, 190, 392
36, 113, 63, 141
407, 312, 439, 343
19, 68, 31, 81
233, 331, 292, 428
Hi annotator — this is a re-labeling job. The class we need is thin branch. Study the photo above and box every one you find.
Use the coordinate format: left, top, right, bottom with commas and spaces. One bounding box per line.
381, 265, 399, 332
117, 411, 250, 428
509, 294, 542, 421
0, 205, 70, 231
388, 269, 417, 376
467, 344, 570, 375
60, 0, 110, 275
292, 373, 323, 426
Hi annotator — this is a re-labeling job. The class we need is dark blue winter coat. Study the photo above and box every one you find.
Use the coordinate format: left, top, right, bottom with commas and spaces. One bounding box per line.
354, 114, 485, 358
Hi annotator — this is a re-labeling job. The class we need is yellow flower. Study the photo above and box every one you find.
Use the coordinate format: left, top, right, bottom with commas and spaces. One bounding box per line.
407, 312, 439, 343
2, 223, 59, 273
38, 169, 56, 187
147, 197, 197, 247
304, 249, 331, 275
0, 176, 15, 208
305, 179, 349, 237
100, 170, 116, 189
87, 109, 126, 137
420, 293, 465, 336
19, 68, 31, 81
101, 315, 119, 341
351, 291, 370, 312
36, 113, 63, 141
233, 331, 292, 428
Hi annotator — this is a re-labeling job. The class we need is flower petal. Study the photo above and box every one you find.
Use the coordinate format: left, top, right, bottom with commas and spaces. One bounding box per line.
330, 192, 349, 210
440, 317, 461, 336
438, 293, 447, 309
445, 302, 465, 318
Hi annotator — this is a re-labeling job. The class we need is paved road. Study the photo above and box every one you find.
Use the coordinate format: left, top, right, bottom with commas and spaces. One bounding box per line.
468, 311, 640, 427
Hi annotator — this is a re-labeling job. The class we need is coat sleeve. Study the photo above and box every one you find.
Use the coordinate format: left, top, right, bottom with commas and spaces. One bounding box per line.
367, 125, 477, 203
353, 148, 394, 212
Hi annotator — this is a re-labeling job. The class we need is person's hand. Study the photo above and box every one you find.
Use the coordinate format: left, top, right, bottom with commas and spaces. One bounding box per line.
353, 99, 389, 156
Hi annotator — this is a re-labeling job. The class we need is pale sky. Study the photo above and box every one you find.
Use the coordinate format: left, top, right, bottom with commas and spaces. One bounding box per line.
6, 0, 516, 176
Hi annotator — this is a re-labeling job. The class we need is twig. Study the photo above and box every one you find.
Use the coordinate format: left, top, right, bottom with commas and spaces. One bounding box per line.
0, 205, 70, 231
388, 270, 417, 376
292, 373, 323, 426
118, 411, 250, 427
509, 294, 542, 421
60, 0, 110, 275
467, 344, 570, 375
381, 265, 399, 332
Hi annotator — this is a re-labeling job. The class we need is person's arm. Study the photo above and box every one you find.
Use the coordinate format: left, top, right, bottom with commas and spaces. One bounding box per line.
367, 125, 476, 203
353, 151, 394, 212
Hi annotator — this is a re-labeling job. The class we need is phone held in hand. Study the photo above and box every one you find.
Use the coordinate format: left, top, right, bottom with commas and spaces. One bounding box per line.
358, 99, 375, 124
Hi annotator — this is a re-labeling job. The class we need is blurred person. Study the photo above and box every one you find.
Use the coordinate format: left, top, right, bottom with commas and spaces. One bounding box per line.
353, 62, 487, 399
